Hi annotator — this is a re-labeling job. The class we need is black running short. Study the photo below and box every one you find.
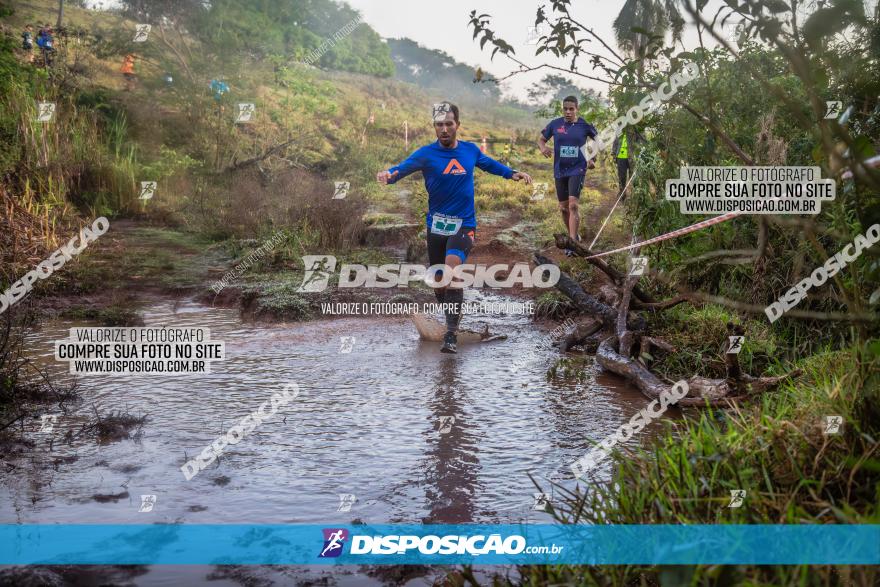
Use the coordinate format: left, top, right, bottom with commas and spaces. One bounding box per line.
555, 174, 585, 201
426, 225, 475, 273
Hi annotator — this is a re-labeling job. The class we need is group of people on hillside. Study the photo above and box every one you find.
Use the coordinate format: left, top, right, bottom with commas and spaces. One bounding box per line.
21, 23, 142, 90
21, 23, 57, 66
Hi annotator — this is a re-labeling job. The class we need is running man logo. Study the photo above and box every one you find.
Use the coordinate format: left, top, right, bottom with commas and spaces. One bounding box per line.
319, 528, 349, 558
629, 257, 648, 276
133, 24, 151, 42
139, 495, 157, 513
339, 336, 355, 354
139, 181, 157, 200
333, 181, 350, 199
532, 492, 551, 511
235, 103, 255, 123
525, 25, 547, 45
824, 100, 843, 120
442, 159, 466, 175
298, 255, 337, 292
38, 414, 58, 433
438, 415, 455, 435
824, 415, 843, 435
727, 335, 744, 355
36, 102, 55, 122
432, 102, 451, 122
727, 489, 746, 508
337, 494, 357, 512
531, 182, 547, 201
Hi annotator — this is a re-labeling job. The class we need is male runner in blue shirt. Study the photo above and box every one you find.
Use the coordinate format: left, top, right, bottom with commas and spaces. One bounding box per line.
377, 102, 532, 353
538, 96, 598, 256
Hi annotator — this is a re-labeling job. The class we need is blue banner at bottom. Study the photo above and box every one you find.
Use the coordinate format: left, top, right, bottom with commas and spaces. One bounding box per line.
1, 524, 877, 565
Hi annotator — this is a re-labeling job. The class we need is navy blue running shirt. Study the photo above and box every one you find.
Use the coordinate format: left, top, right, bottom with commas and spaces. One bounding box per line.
541, 117, 598, 178
386, 140, 514, 230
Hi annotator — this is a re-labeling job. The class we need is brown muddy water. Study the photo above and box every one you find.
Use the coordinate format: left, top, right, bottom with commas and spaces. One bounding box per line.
1, 291, 671, 586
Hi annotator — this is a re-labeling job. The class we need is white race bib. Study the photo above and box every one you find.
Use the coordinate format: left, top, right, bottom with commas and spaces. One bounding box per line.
430, 214, 463, 236
560, 146, 579, 157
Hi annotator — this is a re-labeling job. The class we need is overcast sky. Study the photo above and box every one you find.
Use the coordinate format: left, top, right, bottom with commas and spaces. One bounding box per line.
346, 0, 878, 103
346, 0, 724, 101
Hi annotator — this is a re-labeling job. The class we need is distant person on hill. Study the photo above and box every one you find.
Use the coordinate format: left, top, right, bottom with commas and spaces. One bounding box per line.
376, 102, 533, 354
611, 129, 644, 203
121, 54, 136, 91
21, 25, 35, 63
36, 24, 54, 67
537, 95, 598, 256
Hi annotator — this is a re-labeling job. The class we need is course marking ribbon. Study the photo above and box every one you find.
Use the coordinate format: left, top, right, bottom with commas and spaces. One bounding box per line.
585, 212, 741, 259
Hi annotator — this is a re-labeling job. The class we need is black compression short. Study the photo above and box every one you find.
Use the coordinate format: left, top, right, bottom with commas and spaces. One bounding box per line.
555, 174, 585, 201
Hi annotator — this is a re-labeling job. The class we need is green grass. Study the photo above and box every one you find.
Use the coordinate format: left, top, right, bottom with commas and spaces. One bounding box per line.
500, 344, 879, 587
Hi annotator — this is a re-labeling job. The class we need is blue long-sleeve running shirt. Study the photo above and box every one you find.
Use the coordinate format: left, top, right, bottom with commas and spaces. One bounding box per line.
386, 140, 515, 230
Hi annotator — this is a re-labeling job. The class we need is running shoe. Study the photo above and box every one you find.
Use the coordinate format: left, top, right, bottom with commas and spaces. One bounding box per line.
441, 331, 457, 354
565, 249, 575, 257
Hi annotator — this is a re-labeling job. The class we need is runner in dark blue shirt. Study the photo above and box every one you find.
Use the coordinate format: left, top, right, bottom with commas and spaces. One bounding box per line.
378, 102, 532, 353
538, 96, 597, 256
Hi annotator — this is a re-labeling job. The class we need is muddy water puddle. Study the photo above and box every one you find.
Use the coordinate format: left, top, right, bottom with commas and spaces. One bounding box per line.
2, 292, 669, 585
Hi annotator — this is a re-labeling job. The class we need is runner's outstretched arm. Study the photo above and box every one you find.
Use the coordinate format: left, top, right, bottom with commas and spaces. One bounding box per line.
376, 151, 423, 185
475, 152, 533, 184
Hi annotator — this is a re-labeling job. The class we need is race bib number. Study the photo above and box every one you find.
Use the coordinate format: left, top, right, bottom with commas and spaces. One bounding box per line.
560, 146, 579, 157
430, 214, 462, 236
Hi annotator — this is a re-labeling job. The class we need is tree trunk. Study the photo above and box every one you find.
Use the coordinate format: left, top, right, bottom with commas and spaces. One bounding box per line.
56, 0, 64, 29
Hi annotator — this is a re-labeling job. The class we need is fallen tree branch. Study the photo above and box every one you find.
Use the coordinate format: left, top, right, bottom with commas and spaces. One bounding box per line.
559, 319, 602, 353
534, 253, 618, 327
219, 138, 298, 174
553, 234, 655, 303
631, 295, 689, 311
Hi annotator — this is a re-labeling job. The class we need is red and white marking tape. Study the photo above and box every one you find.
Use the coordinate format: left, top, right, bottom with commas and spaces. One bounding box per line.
585, 212, 742, 259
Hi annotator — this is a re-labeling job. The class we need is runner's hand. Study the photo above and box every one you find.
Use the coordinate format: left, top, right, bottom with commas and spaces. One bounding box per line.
376, 169, 399, 184
539, 145, 552, 158
511, 172, 533, 185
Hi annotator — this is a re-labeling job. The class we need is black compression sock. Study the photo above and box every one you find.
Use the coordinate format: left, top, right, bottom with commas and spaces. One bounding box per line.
444, 287, 464, 332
